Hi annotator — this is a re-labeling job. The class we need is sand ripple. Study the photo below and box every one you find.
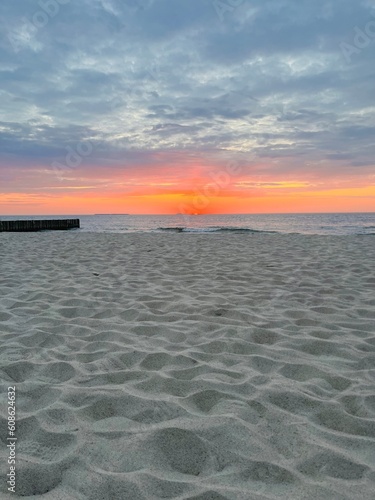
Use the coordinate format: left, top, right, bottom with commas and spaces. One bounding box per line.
0, 233, 374, 499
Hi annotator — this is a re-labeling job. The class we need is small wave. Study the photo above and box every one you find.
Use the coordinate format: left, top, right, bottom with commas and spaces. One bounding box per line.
155, 227, 185, 233
156, 226, 278, 234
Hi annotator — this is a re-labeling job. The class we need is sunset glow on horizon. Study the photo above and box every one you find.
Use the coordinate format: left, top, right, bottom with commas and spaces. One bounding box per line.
1, 156, 374, 216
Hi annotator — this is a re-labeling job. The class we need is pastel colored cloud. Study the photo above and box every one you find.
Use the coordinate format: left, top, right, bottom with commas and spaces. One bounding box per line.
0, 0, 374, 214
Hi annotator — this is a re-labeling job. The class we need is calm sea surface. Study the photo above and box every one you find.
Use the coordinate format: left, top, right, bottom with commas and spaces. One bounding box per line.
1, 213, 375, 235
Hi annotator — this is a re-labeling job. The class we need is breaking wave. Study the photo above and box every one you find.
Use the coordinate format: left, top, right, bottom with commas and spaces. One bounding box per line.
155, 226, 278, 234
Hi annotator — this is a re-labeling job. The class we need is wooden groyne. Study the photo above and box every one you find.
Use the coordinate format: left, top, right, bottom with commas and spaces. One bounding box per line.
0, 219, 80, 232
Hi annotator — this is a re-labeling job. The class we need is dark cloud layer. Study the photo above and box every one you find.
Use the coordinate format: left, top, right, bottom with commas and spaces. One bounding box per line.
0, 0, 374, 188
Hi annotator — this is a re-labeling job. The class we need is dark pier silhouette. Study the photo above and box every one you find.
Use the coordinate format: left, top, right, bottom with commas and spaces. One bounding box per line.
0, 219, 80, 232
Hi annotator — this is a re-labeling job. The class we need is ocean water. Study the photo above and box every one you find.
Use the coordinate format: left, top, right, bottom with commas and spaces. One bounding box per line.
1, 213, 375, 235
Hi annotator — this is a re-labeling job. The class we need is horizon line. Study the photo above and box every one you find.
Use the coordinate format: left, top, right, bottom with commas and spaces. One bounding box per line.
1, 211, 375, 217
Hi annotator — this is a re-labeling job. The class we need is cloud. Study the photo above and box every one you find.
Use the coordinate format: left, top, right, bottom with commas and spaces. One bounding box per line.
0, 0, 374, 199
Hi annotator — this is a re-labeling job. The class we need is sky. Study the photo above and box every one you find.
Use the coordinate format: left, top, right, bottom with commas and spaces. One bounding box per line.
0, 0, 375, 215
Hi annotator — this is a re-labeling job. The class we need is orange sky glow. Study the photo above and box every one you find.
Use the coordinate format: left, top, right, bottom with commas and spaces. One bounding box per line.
1, 158, 374, 215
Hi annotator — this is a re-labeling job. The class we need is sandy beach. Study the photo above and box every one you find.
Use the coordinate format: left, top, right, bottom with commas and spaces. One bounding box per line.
0, 232, 374, 499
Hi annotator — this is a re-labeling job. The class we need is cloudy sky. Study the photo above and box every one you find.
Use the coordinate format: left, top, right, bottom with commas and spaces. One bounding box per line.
0, 0, 374, 214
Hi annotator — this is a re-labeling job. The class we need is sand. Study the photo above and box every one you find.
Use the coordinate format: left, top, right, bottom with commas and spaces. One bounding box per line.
0, 232, 374, 499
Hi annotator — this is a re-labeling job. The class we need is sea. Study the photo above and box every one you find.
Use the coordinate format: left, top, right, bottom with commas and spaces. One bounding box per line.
1, 213, 375, 235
